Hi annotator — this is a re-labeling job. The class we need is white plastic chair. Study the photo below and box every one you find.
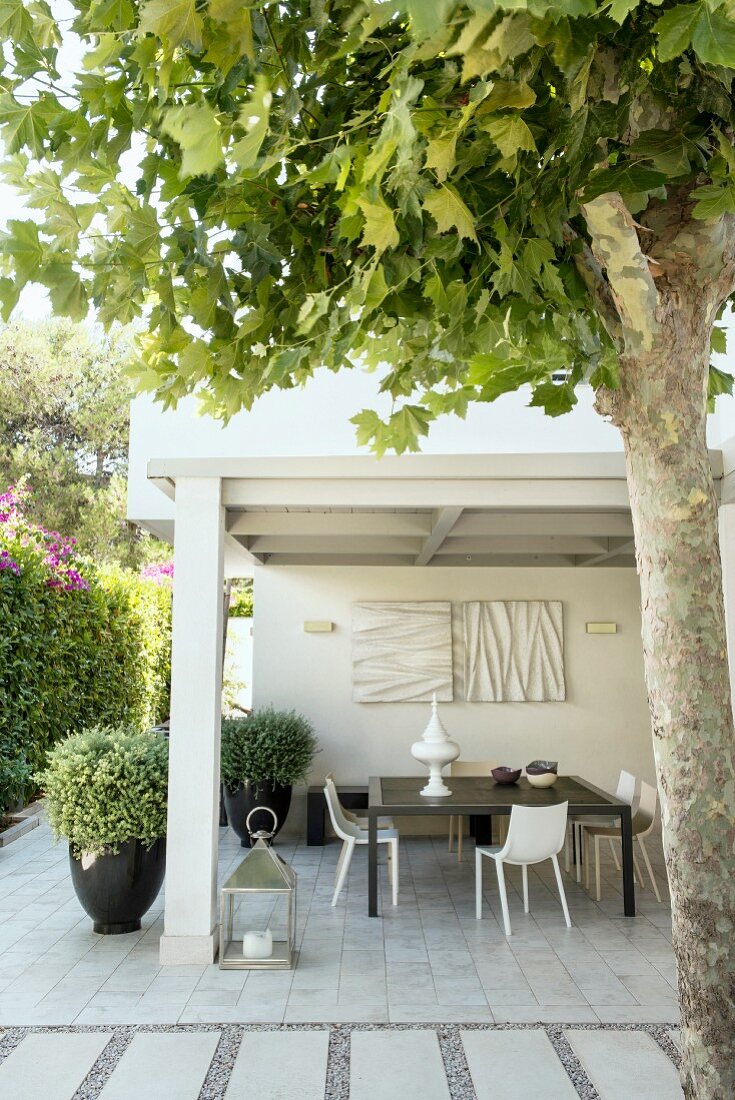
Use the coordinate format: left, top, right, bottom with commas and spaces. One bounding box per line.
565, 769, 636, 882
324, 772, 394, 832
476, 802, 571, 936
323, 777, 399, 907
582, 780, 662, 902
447, 760, 499, 862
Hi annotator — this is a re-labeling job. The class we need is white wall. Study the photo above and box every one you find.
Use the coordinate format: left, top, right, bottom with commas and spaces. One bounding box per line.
252, 566, 654, 816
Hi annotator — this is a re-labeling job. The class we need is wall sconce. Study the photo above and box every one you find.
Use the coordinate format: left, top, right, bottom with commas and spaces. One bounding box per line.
586, 622, 617, 634
303, 621, 334, 633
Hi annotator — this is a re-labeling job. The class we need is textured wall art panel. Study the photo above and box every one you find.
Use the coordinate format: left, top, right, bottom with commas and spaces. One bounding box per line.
352, 601, 453, 703
463, 600, 565, 702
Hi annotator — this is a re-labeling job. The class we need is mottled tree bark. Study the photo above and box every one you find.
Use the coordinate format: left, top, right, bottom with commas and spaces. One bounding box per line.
596, 209, 735, 1096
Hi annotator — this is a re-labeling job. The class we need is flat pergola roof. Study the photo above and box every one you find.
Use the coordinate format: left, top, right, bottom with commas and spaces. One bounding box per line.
147, 451, 726, 570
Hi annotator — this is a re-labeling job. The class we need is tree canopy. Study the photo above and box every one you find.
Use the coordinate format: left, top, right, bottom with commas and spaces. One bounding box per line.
0, 319, 163, 567
1, 0, 734, 453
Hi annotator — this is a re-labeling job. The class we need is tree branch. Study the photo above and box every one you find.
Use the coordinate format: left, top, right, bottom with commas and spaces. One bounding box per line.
564, 221, 624, 351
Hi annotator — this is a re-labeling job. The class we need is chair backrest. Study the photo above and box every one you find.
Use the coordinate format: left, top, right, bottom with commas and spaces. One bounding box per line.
616, 770, 636, 806
451, 760, 498, 777
323, 776, 362, 841
633, 781, 657, 837
501, 802, 569, 864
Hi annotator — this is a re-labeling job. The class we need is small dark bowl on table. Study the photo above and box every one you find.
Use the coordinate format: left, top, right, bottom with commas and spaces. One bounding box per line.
492, 766, 522, 785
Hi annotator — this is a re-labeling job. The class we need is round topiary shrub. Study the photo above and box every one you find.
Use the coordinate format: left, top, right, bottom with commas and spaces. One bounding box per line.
37, 724, 168, 858
221, 706, 318, 790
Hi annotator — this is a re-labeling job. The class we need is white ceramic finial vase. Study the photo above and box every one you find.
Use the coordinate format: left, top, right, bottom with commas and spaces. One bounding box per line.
411, 693, 460, 797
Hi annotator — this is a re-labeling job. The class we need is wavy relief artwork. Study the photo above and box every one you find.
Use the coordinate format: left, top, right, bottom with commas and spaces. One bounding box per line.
352, 602, 453, 703
464, 601, 565, 702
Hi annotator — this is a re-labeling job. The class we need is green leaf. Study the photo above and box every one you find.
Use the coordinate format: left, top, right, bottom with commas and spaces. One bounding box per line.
405, 0, 452, 37
0, 276, 21, 321
138, 0, 202, 50
483, 80, 536, 111
423, 185, 478, 245
0, 0, 33, 39
606, 0, 642, 24
711, 326, 727, 356
582, 164, 667, 201
691, 7, 735, 67
42, 263, 88, 321
0, 93, 49, 155
231, 78, 272, 170
691, 181, 735, 220
654, 4, 700, 62
708, 364, 733, 409
523, 238, 556, 276
162, 102, 224, 179
482, 115, 537, 159
0, 220, 43, 285
357, 195, 399, 253
424, 132, 457, 182
529, 380, 578, 417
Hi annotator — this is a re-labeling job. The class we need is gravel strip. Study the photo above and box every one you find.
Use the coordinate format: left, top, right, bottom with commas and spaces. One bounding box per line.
324, 1024, 350, 1100
547, 1024, 600, 1100
71, 1028, 134, 1100
437, 1024, 477, 1100
0, 1026, 24, 1065
198, 1025, 242, 1100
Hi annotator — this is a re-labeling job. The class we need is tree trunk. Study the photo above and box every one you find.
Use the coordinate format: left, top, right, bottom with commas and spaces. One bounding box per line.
608, 318, 735, 1097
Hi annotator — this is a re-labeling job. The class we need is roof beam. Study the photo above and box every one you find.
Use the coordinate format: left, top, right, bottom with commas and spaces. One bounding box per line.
453, 511, 633, 538
415, 507, 463, 566
227, 511, 432, 538
577, 538, 636, 567
246, 535, 423, 555
435, 535, 609, 556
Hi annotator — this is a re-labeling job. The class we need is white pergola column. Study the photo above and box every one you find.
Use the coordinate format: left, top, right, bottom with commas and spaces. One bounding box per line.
160, 477, 224, 965
719, 502, 735, 712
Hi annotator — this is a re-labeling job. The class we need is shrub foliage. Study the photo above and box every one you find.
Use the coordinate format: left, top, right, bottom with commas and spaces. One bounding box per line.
0, 487, 171, 773
38, 725, 168, 858
221, 707, 318, 790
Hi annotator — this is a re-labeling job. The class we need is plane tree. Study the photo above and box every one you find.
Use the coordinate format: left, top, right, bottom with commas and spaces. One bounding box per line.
2, 2, 735, 1092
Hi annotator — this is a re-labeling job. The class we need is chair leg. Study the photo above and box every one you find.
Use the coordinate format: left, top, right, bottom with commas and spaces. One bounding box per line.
594, 836, 602, 902
332, 839, 354, 906
638, 837, 662, 902
458, 817, 464, 863
475, 848, 483, 919
585, 829, 591, 891
551, 854, 572, 928
608, 836, 621, 871
448, 815, 454, 853
522, 864, 529, 913
390, 838, 399, 905
575, 824, 582, 883
495, 859, 512, 936
633, 850, 645, 889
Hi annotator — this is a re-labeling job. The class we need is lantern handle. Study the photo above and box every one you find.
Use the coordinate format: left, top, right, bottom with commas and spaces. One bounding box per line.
245, 805, 279, 838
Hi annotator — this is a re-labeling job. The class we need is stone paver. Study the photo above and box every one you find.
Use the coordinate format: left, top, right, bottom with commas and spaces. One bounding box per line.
0, 1031, 111, 1098
462, 1028, 578, 1099
0, 1024, 685, 1098
98, 1031, 221, 1100
566, 1028, 683, 1099
225, 1029, 329, 1099
350, 1029, 450, 1100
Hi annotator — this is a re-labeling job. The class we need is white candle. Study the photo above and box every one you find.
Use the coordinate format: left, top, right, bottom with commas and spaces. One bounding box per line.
242, 929, 273, 959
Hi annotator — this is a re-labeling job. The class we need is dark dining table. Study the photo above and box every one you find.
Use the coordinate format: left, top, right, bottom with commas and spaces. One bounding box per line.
367, 774, 635, 918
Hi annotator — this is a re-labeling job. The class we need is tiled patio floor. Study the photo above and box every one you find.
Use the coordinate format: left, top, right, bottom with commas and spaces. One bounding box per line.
0, 820, 677, 1027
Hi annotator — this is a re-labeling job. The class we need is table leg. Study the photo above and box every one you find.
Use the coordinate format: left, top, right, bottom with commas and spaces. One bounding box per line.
620, 805, 636, 917
475, 816, 493, 846
306, 789, 325, 846
368, 814, 378, 917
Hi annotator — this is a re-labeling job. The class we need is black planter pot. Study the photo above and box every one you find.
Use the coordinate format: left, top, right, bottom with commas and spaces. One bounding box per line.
223, 780, 292, 847
69, 837, 166, 935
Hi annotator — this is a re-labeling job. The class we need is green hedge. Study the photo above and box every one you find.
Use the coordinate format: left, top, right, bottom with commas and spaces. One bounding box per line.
0, 563, 171, 774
